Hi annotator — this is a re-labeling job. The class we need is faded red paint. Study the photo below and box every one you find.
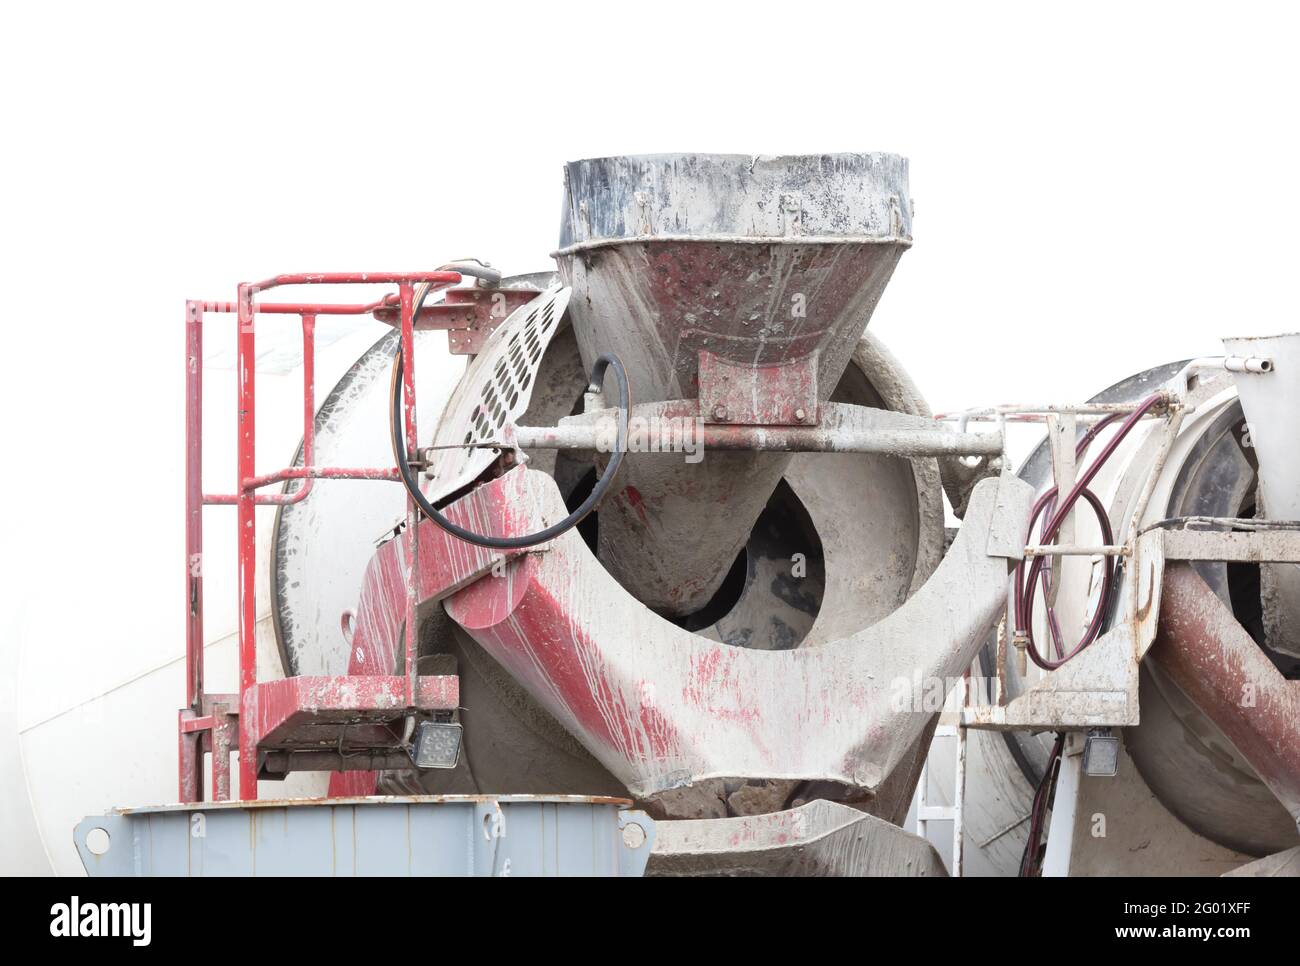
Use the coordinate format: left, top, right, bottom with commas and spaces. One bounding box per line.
447, 562, 685, 763
183, 271, 462, 801
698, 349, 819, 426
1152, 564, 1300, 823
620, 485, 649, 526
243, 674, 458, 781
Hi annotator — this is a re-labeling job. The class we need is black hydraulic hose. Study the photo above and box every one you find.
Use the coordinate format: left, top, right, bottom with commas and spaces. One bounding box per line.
390, 282, 629, 550
1018, 731, 1066, 877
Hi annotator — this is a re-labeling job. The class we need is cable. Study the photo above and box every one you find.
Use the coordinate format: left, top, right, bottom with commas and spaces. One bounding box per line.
1018, 732, 1066, 877
1140, 515, 1300, 534
389, 279, 630, 550
1013, 394, 1165, 670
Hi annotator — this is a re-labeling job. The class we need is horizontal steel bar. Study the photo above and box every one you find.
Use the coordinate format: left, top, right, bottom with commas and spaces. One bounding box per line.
1024, 544, 1130, 557
246, 271, 462, 295
937, 401, 1171, 421
1181, 354, 1274, 375
205, 467, 403, 505
1162, 528, 1300, 563
1149, 516, 1300, 533
259, 751, 418, 775
242, 466, 403, 489
511, 423, 1003, 457
202, 298, 395, 316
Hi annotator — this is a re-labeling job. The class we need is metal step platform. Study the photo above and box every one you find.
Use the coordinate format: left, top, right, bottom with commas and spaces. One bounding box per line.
243, 675, 460, 778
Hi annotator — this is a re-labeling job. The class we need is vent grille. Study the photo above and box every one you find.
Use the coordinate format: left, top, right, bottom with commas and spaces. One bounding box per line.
424, 286, 569, 503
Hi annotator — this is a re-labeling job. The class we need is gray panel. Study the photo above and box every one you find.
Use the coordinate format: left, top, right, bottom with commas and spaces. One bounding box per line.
76, 796, 653, 878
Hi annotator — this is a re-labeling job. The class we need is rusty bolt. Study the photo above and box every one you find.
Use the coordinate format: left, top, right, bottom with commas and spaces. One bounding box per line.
712, 404, 728, 421
794, 408, 807, 422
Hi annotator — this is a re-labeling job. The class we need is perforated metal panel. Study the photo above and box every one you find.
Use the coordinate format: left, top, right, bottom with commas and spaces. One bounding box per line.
425, 285, 570, 503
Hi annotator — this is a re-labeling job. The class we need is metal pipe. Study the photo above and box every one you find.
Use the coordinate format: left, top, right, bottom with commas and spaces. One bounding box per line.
1166, 356, 1274, 416
203, 297, 479, 331
241, 465, 403, 488
1223, 356, 1274, 373
201, 298, 394, 315
236, 283, 257, 800
184, 302, 203, 714
938, 400, 1171, 421
299, 315, 316, 486
182, 301, 205, 804
206, 467, 402, 504
510, 423, 1003, 457
1178, 354, 1274, 377
399, 281, 419, 706
1023, 544, 1129, 557
269, 313, 319, 509
244, 270, 462, 295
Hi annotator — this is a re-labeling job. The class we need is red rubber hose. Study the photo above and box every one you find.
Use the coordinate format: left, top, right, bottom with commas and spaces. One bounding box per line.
1013, 395, 1165, 670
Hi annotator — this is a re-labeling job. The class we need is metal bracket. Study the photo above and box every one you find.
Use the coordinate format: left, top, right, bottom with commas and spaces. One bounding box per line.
697, 349, 819, 426
373, 286, 543, 355
965, 530, 1166, 731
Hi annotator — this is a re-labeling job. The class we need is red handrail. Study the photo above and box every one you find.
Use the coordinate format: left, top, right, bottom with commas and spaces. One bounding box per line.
182, 272, 461, 802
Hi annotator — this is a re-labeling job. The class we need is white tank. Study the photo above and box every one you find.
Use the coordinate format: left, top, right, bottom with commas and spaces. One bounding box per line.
6, 305, 474, 875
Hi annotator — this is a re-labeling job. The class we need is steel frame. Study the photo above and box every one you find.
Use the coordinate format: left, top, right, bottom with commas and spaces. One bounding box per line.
180, 267, 1281, 810
183, 271, 467, 803
963, 395, 1182, 730
962, 374, 1299, 732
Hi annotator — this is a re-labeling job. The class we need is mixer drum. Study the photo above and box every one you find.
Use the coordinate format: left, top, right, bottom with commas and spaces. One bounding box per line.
271, 300, 945, 813
272, 153, 947, 817
1125, 396, 1299, 854
407, 321, 945, 815
977, 368, 1300, 863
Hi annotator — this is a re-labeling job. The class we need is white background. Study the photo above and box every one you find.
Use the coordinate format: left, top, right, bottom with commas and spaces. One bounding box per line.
2, 1, 1297, 873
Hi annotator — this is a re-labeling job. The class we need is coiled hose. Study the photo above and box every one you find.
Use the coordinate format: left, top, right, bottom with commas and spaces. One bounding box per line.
389, 276, 629, 550
1013, 394, 1165, 670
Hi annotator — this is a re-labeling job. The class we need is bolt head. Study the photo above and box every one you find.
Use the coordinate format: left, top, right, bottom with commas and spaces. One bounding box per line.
622, 822, 647, 849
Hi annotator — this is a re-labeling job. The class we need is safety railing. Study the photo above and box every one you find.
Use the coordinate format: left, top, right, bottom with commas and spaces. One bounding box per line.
182, 271, 462, 802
